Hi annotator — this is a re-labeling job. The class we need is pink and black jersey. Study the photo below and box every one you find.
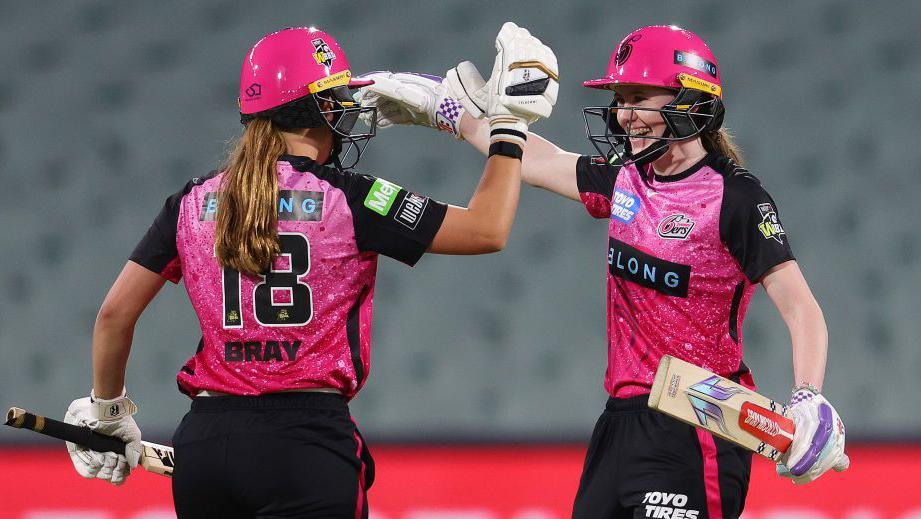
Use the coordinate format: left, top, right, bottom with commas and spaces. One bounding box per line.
130, 155, 447, 398
576, 153, 794, 398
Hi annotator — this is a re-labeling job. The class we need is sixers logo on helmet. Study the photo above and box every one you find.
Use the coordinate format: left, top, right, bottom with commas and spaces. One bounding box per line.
615, 34, 642, 67
311, 38, 336, 68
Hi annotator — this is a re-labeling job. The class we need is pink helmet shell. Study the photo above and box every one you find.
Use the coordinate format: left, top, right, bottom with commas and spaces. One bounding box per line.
239, 27, 374, 115
583, 25, 722, 98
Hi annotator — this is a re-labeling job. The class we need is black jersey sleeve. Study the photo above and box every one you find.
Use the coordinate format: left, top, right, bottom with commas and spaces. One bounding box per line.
345, 173, 448, 266
576, 155, 620, 218
720, 172, 795, 282
129, 175, 211, 283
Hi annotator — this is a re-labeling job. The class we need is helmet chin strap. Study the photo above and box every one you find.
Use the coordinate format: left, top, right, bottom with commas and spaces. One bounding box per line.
625, 127, 672, 168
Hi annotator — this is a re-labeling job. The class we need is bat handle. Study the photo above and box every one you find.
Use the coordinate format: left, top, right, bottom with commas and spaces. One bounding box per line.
6, 407, 128, 455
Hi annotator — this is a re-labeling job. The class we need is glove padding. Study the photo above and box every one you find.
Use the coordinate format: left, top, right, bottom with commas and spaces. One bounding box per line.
776, 389, 849, 484
445, 22, 558, 145
355, 72, 465, 138
65, 389, 142, 485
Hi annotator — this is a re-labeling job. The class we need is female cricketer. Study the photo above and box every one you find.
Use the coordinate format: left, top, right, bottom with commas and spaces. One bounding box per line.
61, 25, 557, 517
359, 24, 848, 519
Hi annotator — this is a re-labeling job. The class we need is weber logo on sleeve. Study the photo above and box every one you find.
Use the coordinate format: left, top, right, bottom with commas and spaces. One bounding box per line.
394, 192, 429, 230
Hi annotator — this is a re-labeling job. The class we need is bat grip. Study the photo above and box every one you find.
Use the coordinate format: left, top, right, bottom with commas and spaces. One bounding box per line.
6, 407, 128, 455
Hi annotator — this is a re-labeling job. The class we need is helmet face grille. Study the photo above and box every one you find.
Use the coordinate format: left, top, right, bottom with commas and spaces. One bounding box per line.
240, 86, 377, 171
582, 88, 724, 166
314, 86, 377, 170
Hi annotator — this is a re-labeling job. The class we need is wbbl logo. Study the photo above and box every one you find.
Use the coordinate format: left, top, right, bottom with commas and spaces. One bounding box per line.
757, 203, 785, 243
312, 38, 336, 67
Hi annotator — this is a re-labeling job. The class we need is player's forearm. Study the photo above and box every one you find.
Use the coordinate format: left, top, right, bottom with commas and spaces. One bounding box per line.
787, 301, 828, 391
429, 153, 521, 254
460, 113, 579, 199
762, 262, 829, 391
468, 153, 522, 243
90, 262, 164, 399
92, 311, 135, 399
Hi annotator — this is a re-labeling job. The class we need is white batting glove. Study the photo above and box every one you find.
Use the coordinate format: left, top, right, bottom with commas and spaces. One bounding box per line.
65, 388, 142, 486
776, 388, 849, 484
354, 72, 466, 138
445, 22, 559, 146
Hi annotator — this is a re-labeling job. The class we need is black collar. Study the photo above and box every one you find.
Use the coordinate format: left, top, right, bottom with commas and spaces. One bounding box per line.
278, 154, 323, 173
651, 152, 717, 183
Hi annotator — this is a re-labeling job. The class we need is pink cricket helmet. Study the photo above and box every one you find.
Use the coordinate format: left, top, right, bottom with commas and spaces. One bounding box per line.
583, 25, 722, 98
239, 27, 374, 115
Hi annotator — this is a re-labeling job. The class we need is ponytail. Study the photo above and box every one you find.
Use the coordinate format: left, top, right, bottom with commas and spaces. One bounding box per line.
702, 127, 744, 166
215, 118, 287, 276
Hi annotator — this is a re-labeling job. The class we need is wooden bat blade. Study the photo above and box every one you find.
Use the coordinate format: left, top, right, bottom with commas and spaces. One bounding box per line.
648, 356, 794, 460
5, 407, 174, 477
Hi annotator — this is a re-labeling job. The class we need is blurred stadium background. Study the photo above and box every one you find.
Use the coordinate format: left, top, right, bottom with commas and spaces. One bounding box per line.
1, 0, 919, 517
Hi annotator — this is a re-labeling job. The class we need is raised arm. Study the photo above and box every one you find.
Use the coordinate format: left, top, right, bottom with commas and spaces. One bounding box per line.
427, 23, 559, 253
356, 33, 580, 202
428, 153, 522, 254
458, 112, 580, 200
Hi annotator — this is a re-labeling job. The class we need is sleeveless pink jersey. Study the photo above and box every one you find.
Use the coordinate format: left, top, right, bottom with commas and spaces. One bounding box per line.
130, 155, 447, 398
577, 153, 794, 398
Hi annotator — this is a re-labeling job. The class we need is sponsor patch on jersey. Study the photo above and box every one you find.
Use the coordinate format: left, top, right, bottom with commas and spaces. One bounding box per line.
642, 492, 699, 519
756, 203, 786, 243
611, 189, 641, 223
364, 178, 402, 216
200, 192, 219, 221
608, 238, 691, 297
278, 190, 324, 221
199, 191, 324, 221
657, 214, 696, 239
674, 50, 718, 78
394, 192, 429, 230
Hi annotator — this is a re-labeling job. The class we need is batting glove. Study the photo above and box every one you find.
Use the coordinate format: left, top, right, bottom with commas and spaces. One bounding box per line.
65, 388, 142, 485
354, 71, 466, 138
445, 22, 559, 146
776, 387, 849, 484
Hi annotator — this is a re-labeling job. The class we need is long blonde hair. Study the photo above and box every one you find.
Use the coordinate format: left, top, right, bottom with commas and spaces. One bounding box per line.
215, 118, 286, 276
701, 127, 744, 166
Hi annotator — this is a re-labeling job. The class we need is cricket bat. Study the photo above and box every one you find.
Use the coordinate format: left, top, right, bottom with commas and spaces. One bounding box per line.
648, 355, 794, 461
4, 407, 174, 477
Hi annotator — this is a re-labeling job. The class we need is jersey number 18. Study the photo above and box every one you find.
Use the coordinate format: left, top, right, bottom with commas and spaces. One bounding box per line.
221, 232, 313, 328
